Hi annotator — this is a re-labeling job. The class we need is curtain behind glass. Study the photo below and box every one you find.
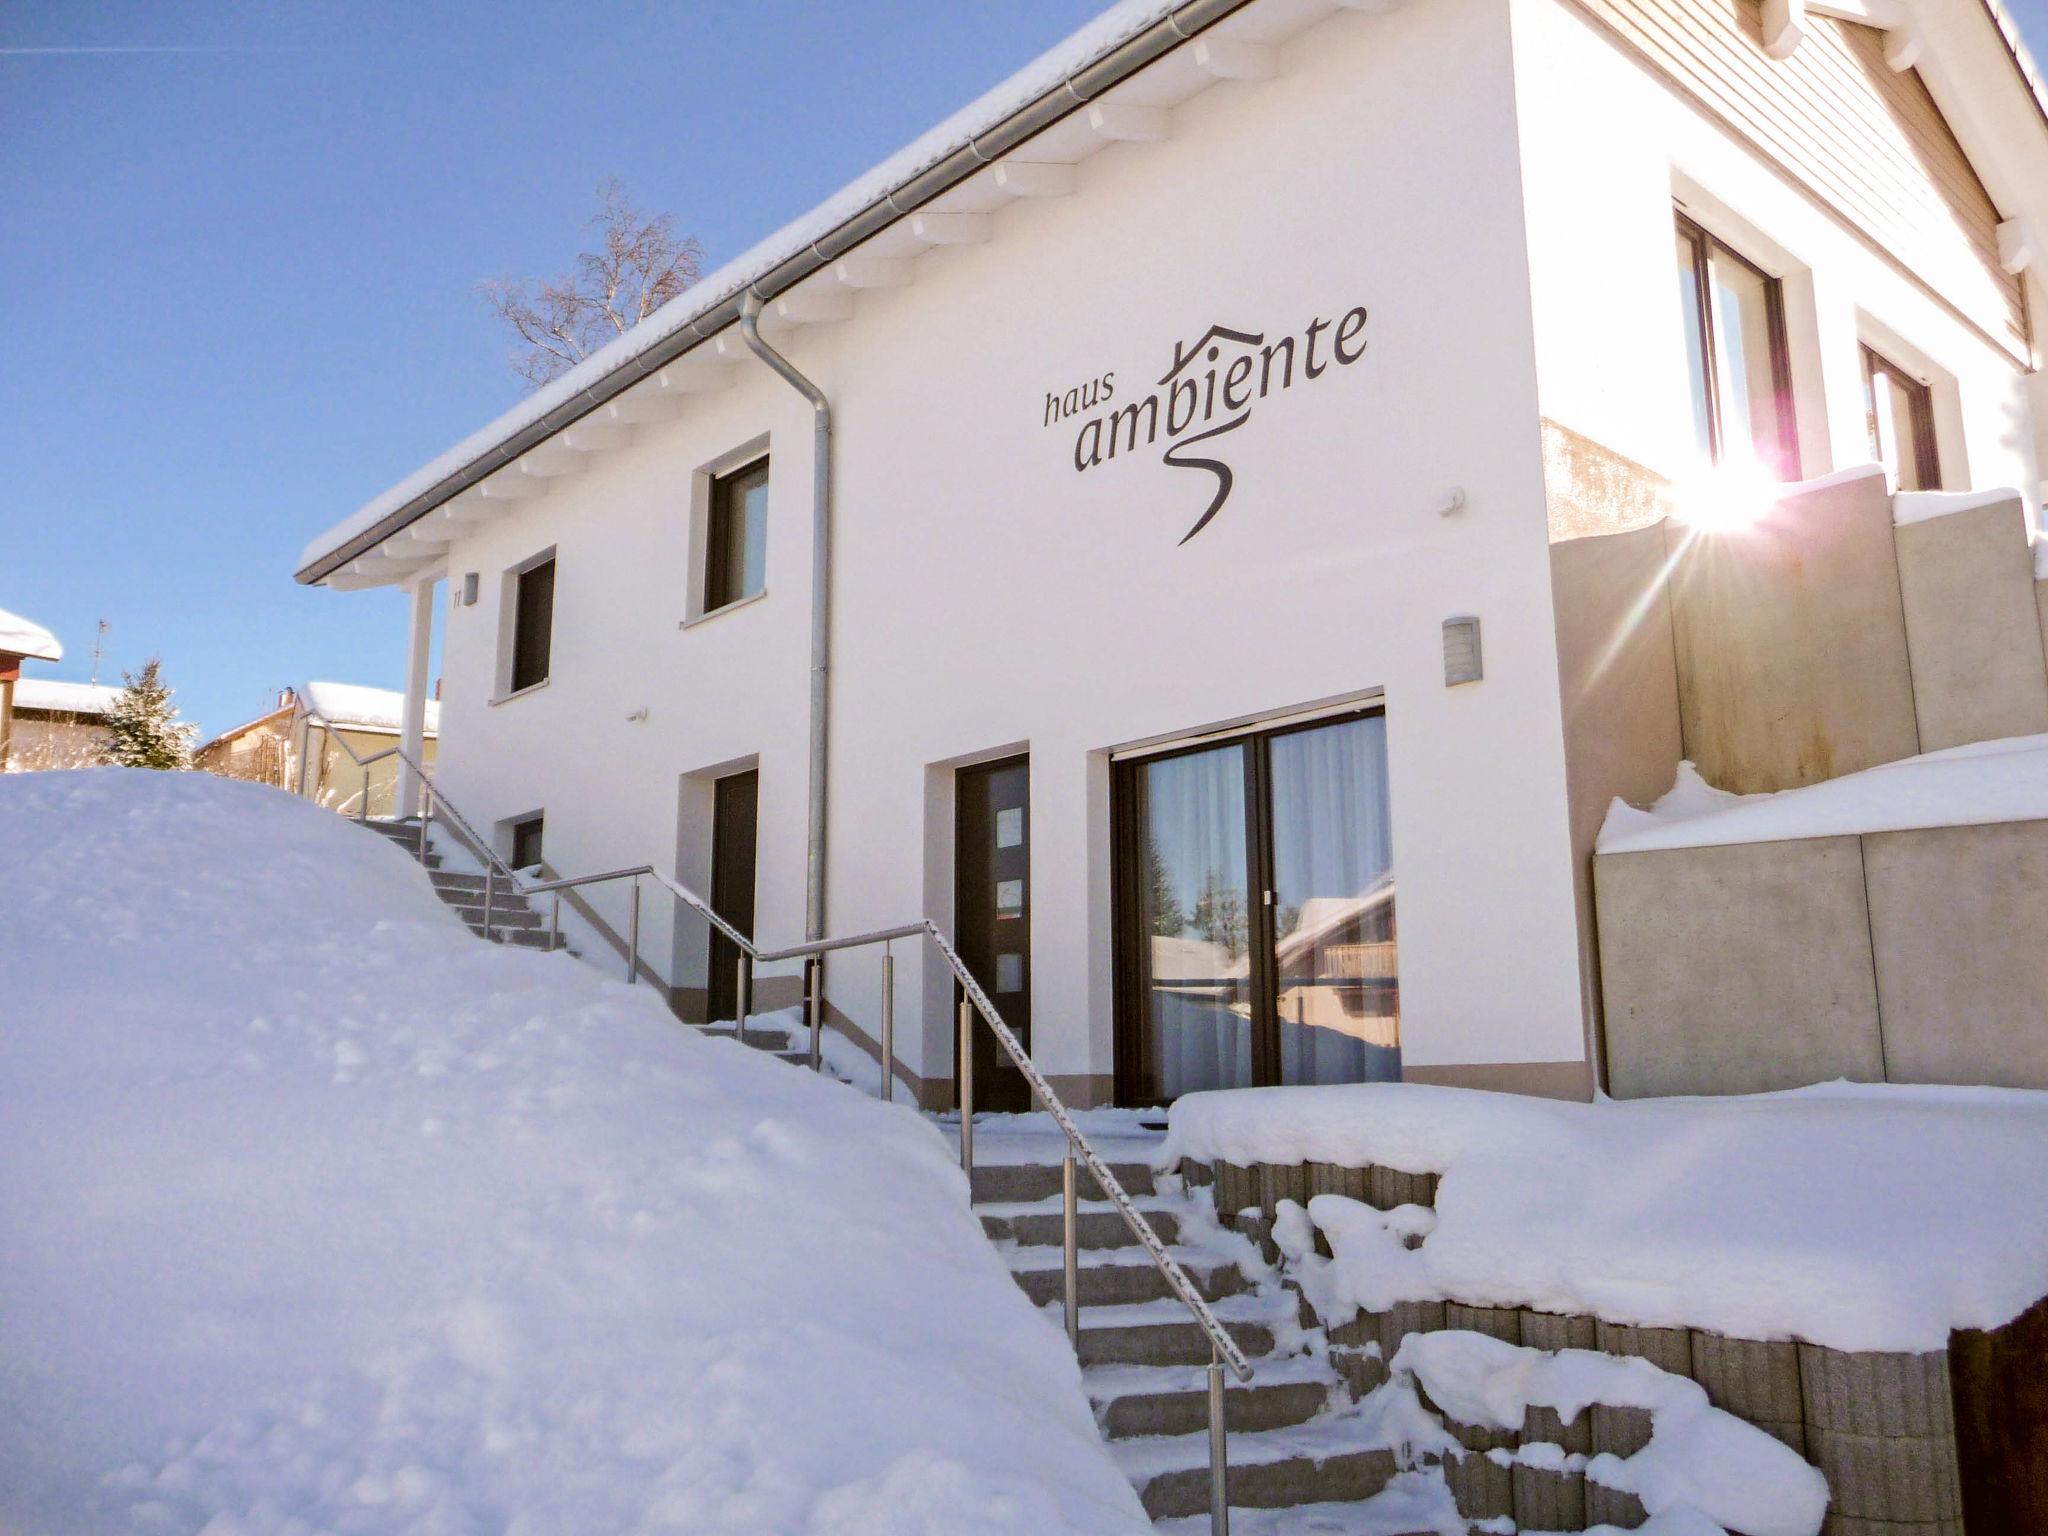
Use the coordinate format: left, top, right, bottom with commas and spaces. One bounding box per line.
1135, 745, 1254, 1101
1268, 716, 1399, 1086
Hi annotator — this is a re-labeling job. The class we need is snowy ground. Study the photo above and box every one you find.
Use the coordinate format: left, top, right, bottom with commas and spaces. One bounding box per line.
0, 769, 1150, 1536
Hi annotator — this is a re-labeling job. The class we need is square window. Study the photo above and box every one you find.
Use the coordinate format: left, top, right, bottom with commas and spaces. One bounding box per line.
705, 458, 769, 612
1675, 214, 1798, 477
509, 555, 554, 693
509, 814, 544, 872
1862, 345, 1941, 491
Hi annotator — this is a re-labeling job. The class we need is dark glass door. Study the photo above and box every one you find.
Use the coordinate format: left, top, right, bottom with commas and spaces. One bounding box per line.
707, 769, 758, 1023
955, 756, 1031, 1113
1115, 711, 1398, 1104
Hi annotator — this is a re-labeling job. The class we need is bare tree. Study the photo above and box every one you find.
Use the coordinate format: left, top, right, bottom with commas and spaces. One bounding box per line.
479, 179, 703, 389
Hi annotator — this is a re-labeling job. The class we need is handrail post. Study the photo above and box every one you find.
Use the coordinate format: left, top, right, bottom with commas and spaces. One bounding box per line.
1063, 1141, 1080, 1348
360, 764, 370, 824
957, 996, 974, 1183
482, 865, 495, 944
627, 879, 641, 984
879, 946, 894, 1104
550, 892, 562, 955
806, 958, 823, 1071
418, 788, 432, 866
737, 953, 752, 1026
1209, 1344, 1230, 1536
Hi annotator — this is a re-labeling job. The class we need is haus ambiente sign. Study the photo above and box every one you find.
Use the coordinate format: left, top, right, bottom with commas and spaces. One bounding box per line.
1043, 304, 1369, 544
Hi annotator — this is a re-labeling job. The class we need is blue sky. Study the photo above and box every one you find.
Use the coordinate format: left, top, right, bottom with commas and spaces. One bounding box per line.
4, 0, 2045, 739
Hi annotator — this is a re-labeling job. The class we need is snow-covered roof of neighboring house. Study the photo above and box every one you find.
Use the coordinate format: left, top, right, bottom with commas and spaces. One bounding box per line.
11, 680, 120, 717
0, 608, 62, 664
1596, 732, 2048, 854
301, 680, 440, 736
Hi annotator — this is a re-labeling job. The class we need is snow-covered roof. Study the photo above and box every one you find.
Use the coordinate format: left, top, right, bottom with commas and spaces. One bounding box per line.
11, 679, 120, 717
1597, 733, 2048, 855
300, 680, 440, 735
0, 608, 62, 664
292, 0, 1210, 581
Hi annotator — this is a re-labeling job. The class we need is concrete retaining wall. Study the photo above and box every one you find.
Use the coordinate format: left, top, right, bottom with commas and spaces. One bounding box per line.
1596, 817, 2048, 1097
1182, 1154, 2043, 1533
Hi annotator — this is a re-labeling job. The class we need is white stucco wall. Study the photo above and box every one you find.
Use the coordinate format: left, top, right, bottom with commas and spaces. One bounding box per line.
1510, 0, 2041, 498
430, 0, 1595, 1098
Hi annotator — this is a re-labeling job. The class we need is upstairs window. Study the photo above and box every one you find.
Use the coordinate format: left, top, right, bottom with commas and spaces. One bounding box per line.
1861, 345, 1941, 491
509, 554, 554, 693
1675, 214, 1797, 477
705, 458, 769, 612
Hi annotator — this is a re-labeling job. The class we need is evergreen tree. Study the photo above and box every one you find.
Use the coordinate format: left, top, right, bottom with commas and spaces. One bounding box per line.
1190, 868, 1249, 963
1145, 837, 1188, 937
98, 657, 199, 770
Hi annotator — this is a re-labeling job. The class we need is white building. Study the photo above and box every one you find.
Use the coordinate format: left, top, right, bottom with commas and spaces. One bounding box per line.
297, 0, 2048, 1109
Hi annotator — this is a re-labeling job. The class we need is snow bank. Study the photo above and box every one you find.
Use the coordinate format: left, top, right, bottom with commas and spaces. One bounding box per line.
1596, 734, 2048, 854
298, 0, 1188, 573
0, 605, 62, 661
0, 769, 1146, 1536
1390, 1332, 1828, 1536
1162, 1080, 2048, 1351
303, 679, 440, 734
10, 679, 119, 716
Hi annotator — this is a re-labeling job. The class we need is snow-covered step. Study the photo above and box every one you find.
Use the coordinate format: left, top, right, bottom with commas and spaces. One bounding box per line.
970, 1159, 1156, 1205
1114, 1415, 1404, 1521
1005, 1242, 1245, 1309
978, 1194, 1182, 1249
1087, 1354, 1338, 1440
1074, 1292, 1284, 1368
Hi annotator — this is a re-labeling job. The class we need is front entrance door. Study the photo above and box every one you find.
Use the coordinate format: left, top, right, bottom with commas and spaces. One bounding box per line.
1114, 709, 1399, 1104
955, 756, 1031, 1113
707, 768, 758, 1024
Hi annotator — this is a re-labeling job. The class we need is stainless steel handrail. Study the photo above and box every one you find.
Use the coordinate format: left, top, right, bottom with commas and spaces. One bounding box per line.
314, 734, 1248, 1530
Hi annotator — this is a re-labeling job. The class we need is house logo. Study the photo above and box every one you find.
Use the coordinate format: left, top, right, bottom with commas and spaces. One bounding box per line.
1043, 304, 1369, 544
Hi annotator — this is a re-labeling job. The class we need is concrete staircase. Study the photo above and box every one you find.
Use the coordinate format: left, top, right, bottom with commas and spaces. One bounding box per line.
972, 1153, 1421, 1529
362, 817, 561, 950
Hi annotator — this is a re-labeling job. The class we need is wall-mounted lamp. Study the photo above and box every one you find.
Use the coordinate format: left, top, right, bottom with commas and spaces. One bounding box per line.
1443, 615, 1483, 686
461, 572, 480, 606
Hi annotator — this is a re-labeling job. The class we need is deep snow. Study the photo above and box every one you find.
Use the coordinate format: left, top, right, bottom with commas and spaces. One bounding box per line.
1162, 1078, 2048, 1352
0, 769, 1148, 1536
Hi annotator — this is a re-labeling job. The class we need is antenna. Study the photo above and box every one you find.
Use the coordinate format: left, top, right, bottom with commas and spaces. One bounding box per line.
90, 618, 108, 685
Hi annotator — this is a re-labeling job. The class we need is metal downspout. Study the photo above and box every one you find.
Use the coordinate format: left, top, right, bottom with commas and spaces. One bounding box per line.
737, 290, 832, 943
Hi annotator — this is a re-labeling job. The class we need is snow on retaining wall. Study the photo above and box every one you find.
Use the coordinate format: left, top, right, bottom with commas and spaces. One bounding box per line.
1158, 1080, 2048, 1353
1596, 735, 2048, 855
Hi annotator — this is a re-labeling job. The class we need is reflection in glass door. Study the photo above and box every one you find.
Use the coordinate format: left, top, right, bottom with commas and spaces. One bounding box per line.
1115, 710, 1398, 1103
1268, 715, 1398, 1086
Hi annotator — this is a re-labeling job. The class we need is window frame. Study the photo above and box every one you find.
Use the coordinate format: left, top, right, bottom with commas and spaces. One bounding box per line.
509, 813, 545, 872
703, 457, 770, 615
1676, 212, 1799, 478
1860, 343, 1942, 491
501, 549, 556, 698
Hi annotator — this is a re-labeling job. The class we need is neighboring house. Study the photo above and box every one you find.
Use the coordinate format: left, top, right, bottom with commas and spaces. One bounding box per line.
0, 608, 85, 770
194, 683, 439, 818
294, 0, 2048, 1107
7, 680, 121, 770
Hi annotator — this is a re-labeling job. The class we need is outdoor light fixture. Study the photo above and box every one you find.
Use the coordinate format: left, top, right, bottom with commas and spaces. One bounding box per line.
462, 572, 480, 606
1443, 615, 1483, 686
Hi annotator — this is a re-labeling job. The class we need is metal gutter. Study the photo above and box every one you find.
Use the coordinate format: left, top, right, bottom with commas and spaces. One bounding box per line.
295, 0, 1254, 585
736, 291, 834, 943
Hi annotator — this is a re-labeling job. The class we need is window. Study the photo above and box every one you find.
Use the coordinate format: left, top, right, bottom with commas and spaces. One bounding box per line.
510, 814, 544, 872
509, 555, 554, 693
1861, 345, 1941, 491
1675, 215, 1797, 477
704, 458, 769, 612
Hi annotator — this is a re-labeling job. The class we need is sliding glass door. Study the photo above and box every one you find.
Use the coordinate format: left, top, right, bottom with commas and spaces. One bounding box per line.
1115, 710, 1398, 1104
